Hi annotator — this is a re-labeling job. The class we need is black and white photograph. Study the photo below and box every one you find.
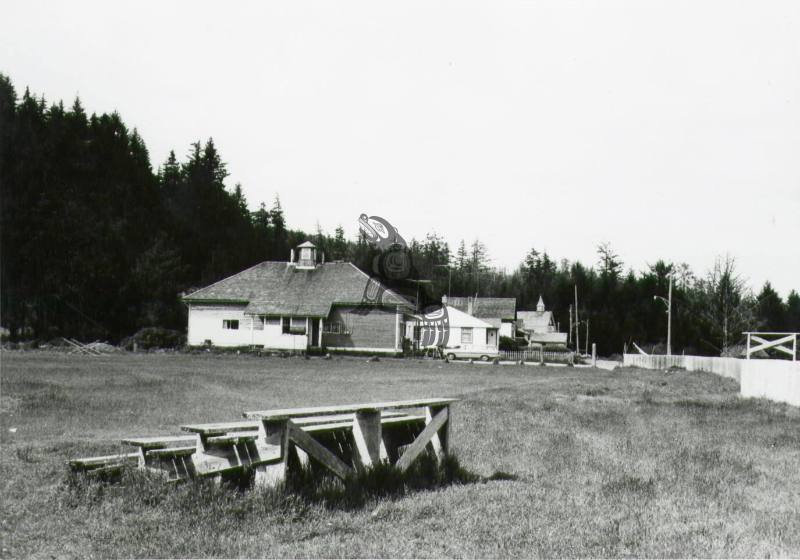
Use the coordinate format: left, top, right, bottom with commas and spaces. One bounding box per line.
1, 1, 799, 558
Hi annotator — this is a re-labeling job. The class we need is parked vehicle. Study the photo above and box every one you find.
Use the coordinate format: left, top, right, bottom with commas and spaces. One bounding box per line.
443, 345, 499, 361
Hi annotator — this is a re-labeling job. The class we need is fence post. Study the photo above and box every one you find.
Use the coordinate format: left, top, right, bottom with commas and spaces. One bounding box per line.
592, 343, 596, 368
539, 345, 545, 366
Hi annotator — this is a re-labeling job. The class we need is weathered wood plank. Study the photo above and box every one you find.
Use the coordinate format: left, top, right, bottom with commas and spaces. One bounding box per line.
205, 432, 259, 445
181, 421, 260, 436
122, 435, 198, 449
300, 414, 424, 434
68, 452, 140, 470
192, 443, 283, 477
353, 410, 383, 467
146, 446, 197, 458
395, 407, 448, 472
254, 418, 289, 488
381, 414, 426, 426
243, 398, 458, 420
302, 420, 354, 433
290, 410, 409, 426
425, 407, 444, 459
287, 422, 354, 480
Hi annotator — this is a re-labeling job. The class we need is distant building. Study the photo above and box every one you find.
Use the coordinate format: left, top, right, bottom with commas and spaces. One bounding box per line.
444, 296, 517, 339
183, 241, 415, 353
517, 296, 567, 345
409, 304, 499, 357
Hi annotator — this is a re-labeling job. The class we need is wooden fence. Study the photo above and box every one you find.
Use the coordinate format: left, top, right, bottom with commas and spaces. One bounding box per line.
741, 359, 800, 407
500, 348, 575, 365
622, 354, 743, 382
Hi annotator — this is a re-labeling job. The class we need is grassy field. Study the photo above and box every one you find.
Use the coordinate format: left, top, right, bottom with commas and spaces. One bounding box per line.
1, 351, 799, 558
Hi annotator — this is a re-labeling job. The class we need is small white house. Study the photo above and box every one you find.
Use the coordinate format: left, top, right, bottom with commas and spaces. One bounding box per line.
444, 296, 517, 339
408, 305, 499, 356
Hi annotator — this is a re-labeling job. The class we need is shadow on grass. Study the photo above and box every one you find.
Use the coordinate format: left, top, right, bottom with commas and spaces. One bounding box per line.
63, 450, 519, 514
283, 451, 518, 509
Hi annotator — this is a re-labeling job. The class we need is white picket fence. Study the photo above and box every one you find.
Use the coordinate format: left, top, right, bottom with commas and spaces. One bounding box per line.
622, 354, 743, 382
623, 353, 800, 407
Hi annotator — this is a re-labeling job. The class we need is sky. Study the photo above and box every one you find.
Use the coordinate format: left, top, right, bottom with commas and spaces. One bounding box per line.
3, 1, 799, 297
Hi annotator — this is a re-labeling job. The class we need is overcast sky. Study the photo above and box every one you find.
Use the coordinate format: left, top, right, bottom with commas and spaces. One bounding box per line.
4, 1, 799, 297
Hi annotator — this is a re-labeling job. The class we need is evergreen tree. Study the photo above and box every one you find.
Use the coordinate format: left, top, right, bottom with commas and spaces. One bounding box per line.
1, 73, 793, 356
756, 282, 787, 331
786, 290, 800, 333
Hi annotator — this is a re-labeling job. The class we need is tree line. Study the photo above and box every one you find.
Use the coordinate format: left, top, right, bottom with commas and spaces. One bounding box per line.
2, 74, 798, 354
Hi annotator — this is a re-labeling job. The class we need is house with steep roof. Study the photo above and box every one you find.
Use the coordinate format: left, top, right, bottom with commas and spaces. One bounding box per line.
517, 296, 568, 345
182, 241, 415, 353
443, 296, 517, 339
408, 305, 499, 358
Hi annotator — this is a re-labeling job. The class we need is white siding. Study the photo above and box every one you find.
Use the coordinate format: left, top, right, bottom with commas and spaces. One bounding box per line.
445, 326, 498, 355
188, 305, 251, 347
188, 305, 307, 349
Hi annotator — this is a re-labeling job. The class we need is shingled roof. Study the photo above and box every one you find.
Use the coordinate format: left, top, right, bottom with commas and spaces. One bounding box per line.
183, 261, 412, 317
446, 297, 516, 320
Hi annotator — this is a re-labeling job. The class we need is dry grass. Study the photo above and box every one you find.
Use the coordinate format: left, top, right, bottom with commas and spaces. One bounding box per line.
1, 351, 799, 558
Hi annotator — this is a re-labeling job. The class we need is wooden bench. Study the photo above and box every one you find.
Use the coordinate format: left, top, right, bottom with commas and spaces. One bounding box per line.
68, 452, 140, 476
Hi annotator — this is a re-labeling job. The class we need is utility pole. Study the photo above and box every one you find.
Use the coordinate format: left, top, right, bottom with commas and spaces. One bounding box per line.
568, 305, 573, 346
433, 264, 452, 299
585, 318, 589, 355
667, 274, 672, 356
654, 274, 673, 356
574, 285, 580, 354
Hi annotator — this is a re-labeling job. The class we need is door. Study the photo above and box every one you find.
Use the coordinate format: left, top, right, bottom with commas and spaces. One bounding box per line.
310, 318, 320, 347
487, 329, 497, 348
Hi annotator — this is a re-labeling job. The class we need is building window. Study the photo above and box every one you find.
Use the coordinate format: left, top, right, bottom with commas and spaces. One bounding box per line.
323, 321, 350, 335
283, 317, 306, 335
461, 327, 473, 344
223, 319, 239, 330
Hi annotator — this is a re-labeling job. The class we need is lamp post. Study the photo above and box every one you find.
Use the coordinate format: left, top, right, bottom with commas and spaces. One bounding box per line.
653, 274, 673, 356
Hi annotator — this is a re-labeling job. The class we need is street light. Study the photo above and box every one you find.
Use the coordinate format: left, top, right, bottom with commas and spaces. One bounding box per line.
653, 274, 673, 356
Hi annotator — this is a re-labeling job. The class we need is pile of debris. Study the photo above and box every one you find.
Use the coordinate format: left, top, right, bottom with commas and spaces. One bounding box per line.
63, 338, 119, 355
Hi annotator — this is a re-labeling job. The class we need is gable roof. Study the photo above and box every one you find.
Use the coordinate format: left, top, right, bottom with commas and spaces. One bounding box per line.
517, 310, 554, 330
446, 297, 516, 320
443, 305, 495, 328
183, 261, 412, 317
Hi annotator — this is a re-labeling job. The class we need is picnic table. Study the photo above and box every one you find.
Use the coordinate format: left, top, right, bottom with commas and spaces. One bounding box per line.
70, 397, 457, 487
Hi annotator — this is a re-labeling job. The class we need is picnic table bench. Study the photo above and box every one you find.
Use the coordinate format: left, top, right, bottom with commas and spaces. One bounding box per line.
242, 397, 456, 485
69, 397, 457, 487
